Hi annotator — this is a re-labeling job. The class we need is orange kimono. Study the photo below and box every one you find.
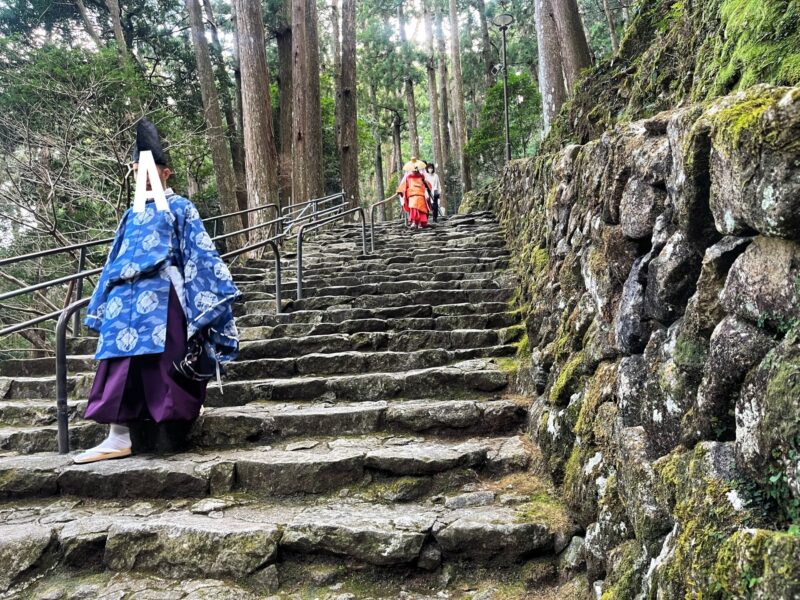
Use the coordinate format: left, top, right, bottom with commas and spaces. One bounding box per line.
397, 172, 429, 228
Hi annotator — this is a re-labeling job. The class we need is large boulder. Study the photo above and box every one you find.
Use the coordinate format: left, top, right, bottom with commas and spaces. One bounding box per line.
619, 179, 667, 240
0, 524, 54, 592
644, 231, 703, 324
709, 87, 800, 241
688, 316, 776, 442
720, 236, 800, 332
736, 327, 800, 491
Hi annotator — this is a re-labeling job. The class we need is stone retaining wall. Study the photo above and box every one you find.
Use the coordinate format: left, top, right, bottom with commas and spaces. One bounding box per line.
470, 84, 800, 598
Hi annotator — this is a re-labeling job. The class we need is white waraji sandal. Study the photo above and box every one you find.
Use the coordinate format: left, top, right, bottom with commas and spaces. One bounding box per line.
73, 446, 132, 464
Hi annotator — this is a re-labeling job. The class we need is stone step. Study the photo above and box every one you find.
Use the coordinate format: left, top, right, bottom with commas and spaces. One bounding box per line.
0, 422, 106, 454
271, 288, 514, 314
282, 258, 510, 278
0, 397, 527, 455
191, 398, 529, 448
248, 269, 508, 288
238, 311, 521, 341
204, 360, 510, 406
237, 302, 512, 327
0, 491, 567, 594
0, 435, 530, 500
0, 399, 87, 425
236, 277, 509, 297
238, 327, 523, 360
0, 356, 94, 378
228, 345, 517, 379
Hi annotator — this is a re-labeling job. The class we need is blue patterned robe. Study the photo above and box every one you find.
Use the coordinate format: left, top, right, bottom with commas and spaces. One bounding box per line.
85, 192, 240, 362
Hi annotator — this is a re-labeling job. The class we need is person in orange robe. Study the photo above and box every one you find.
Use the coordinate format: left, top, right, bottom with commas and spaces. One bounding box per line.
397, 159, 430, 229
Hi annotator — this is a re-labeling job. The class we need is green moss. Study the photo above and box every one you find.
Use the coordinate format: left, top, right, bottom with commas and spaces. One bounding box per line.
574, 362, 617, 443
673, 334, 708, 370
708, 87, 785, 152
515, 492, 571, 530
600, 540, 646, 600
516, 332, 531, 358
531, 246, 549, 276
493, 356, 521, 375
549, 351, 586, 406
714, 529, 800, 597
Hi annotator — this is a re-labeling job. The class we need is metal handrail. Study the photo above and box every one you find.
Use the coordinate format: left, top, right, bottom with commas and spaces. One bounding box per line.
368, 196, 402, 253
281, 192, 344, 216
295, 207, 366, 300
0, 203, 281, 341
55, 298, 90, 453
221, 236, 283, 315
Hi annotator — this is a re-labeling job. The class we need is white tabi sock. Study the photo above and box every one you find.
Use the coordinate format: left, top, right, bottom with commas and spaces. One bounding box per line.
92, 424, 131, 452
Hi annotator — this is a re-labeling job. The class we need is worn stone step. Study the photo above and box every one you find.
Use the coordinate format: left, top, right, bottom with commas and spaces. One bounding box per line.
0, 356, 94, 378
237, 302, 511, 327
204, 360, 510, 406
238, 327, 523, 360
285, 258, 510, 278
238, 277, 509, 298
190, 398, 528, 448
0, 491, 567, 594
0, 399, 87, 425
0, 422, 105, 454
0, 435, 529, 500
270, 288, 514, 314
228, 345, 517, 379
238, 312, 521, 341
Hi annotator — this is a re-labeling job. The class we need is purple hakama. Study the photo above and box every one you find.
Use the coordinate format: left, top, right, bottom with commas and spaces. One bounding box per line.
85, 285, 207, 424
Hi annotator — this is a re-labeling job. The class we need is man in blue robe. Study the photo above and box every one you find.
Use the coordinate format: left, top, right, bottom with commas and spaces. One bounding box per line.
74, 120, 240, 464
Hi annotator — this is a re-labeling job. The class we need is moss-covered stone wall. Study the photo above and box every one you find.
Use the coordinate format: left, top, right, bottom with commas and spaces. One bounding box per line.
472, 84, 800, 597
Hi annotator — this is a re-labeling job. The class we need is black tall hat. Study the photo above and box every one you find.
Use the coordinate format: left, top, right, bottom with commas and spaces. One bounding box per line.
132, 118, 168, 166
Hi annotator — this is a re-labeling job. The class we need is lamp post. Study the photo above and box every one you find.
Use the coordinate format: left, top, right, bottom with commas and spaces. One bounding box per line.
493, 12, 514, 164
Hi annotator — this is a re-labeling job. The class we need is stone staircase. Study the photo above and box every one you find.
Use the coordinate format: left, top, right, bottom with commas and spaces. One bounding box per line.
0, 213, 574, 599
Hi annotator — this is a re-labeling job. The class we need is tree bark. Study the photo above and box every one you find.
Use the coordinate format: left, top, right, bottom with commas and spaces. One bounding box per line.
370, 84, 386, 220
186, 0, 245, 246
447, 0, 471, 195
435, 9, 452, 180
234, 0, 281, 243
551, 0, 593, 92
291, 0, 308, 204
475, 0, 494, 90
397, 4, 420, 159
205, 0, 248, 214
304, 0, 325, 198
424, 1, 444, 207
276, 3, 293, 205
75, 0, 102, 47
105, 0, 128, 63
330, 0, 342, 153
535, 0, 567, 132
603, 0, 620, 53
339, 0, 359, 210
391, 112, 402, 180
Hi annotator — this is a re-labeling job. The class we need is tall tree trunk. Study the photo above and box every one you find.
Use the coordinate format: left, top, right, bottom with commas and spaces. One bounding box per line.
330, 0, 342, 153
305, 0, 325, 198
391, 112, 402, 180
603, 0, 620, 53
535, 0, 566, 132
397, 4, 420, 158
435, 9, 452, 181
291, 0, 308, 203
105, 0, 128, 63
231, 10, 246, 165
447, 0, 471, 195
234, 0, 281, 243
339, 0, 359, 210
205, 0, 248, 214
276, 3, 293, 205
551, 0, 593, 92
475, 0, 494, 90
185, 0, 245, 246
75, 0, 102, 47
424, 1, 444, 208
370, 84, 386, 220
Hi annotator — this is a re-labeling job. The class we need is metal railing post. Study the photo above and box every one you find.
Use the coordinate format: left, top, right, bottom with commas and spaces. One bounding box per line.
296, 230, 305, 300
56, 298, 90, 454
72, 246, 86, 337
271, 241, 282, 313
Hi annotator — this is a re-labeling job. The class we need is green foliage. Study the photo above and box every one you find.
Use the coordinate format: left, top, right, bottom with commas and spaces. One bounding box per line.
464, 72, 542, 182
